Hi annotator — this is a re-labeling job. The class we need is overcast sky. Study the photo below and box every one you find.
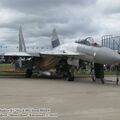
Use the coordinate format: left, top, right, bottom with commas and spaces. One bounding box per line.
0, 0, 120, 46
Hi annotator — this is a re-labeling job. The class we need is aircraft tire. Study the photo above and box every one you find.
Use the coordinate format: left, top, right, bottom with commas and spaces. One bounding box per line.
101, 78, 104, 84
67, 71, 74, 81
66, 66, 75, 81
25, 69, 32, 78
68, 76, 74, 81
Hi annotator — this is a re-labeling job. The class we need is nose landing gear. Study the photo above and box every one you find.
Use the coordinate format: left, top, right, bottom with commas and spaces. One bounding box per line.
25, 69, 33, 78
116, 65, 119, 85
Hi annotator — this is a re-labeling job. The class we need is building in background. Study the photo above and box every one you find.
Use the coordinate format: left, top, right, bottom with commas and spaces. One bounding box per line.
102, 35, 120, 52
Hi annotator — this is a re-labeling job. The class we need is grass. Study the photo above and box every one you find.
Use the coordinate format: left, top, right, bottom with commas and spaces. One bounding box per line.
0, 64, 24, 76
104, 71, 117, 75
0, 64, 15, 70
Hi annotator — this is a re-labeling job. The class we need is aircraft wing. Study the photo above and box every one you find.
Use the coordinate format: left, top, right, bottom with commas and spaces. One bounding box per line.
39, 50, 85, 57
38, 49, 94, 62
3, 52, 31, 57
1, 50, 85, 59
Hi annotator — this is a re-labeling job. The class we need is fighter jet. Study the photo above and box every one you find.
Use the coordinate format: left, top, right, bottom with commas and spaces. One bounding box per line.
2, 27, 120, 83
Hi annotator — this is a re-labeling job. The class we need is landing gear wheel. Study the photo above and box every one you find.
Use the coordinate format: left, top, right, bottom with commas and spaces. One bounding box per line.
116, 65, 119, 85
25, 69, 33, 78
101, 78, 104, 84
67, 67, 75, 81
91, 76, 96, 82
68, 75, 74, 81
90, 63, 96, 82
116, 78, 119, 85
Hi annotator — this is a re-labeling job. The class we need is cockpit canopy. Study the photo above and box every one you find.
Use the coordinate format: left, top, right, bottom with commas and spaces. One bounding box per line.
75, 37, 101, 47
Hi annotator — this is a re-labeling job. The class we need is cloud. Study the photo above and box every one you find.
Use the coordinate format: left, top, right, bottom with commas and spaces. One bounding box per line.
97, 0, 120, 14
0, 0, 96, 10
0, 0, 119, 48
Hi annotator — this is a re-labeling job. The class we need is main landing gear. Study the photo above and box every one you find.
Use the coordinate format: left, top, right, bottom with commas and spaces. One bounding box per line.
55, 59, 75, 81
67, 67, 75, 81
25, 69, 33, 78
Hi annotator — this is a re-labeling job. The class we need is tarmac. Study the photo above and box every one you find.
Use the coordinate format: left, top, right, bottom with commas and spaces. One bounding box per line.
0, 76, 119, 120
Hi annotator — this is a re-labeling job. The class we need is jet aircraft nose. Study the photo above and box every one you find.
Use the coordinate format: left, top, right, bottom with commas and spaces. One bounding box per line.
95, 47, 120, 64
114, 52, 120, 63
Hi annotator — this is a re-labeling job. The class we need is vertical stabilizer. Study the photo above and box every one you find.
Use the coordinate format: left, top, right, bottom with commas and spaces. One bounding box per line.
19, 26, 26, 52
51, 29, 60, 48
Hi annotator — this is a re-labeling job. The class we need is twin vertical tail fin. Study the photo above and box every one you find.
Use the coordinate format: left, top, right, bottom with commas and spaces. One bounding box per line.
19, 26, 26, 52
51, 28, 60, 48
19, 27, 60, 51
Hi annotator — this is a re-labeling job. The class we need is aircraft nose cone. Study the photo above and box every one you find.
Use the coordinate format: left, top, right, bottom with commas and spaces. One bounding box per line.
95, 48, 120, 64
112, 52, 120, 64
115, 54, 120, 61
